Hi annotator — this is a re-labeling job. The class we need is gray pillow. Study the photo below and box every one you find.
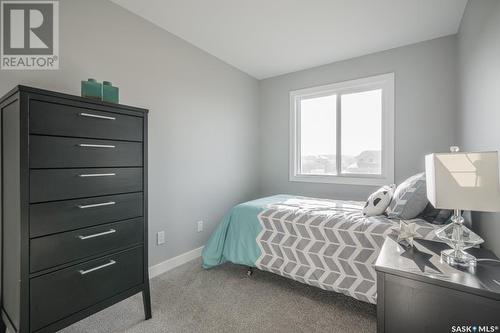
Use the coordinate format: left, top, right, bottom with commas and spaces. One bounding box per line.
387, 172, 428, 220
417, 203, 452, 225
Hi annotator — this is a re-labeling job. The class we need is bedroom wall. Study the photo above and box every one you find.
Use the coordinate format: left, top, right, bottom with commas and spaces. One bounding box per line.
458, 0, 500, 256
0, 0, 260, 266
258, 36, 459, 201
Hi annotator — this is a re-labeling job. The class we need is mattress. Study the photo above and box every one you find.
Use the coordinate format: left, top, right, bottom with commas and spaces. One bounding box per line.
202, 195, 442, 303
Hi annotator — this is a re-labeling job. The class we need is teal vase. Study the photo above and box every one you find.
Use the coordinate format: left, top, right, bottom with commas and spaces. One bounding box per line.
102, 81, 119, 103
81, 78, 102, 100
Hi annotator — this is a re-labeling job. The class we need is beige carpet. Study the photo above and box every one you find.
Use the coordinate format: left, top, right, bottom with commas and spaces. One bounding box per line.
62, 259, 376, 333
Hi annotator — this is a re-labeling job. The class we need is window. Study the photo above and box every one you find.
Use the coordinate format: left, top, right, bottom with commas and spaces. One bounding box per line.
289, 73, 394, 185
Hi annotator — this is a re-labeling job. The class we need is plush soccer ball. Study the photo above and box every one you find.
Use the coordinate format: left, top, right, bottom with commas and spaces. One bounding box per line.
363, 185, 395, 216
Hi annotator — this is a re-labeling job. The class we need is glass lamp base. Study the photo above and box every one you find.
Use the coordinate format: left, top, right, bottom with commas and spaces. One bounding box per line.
435, 222, 484, 249
441, 248, 477, 267
435, 211, 484, 269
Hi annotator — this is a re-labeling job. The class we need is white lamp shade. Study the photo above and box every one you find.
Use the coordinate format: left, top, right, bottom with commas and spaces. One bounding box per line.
425, 151, 500, 212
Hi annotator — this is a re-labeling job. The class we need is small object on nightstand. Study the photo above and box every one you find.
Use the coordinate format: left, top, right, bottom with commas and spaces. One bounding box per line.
102, 81, 119, 103
395, 220, 417, 247
81, 78, 102, 100
375, 236, 500, 333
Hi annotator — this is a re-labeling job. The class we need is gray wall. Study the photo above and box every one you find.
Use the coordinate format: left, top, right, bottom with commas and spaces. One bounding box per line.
458, 0, 500, 256
259, 36, 459, 201
4, 0, 498, 261
0, 0, 260, 266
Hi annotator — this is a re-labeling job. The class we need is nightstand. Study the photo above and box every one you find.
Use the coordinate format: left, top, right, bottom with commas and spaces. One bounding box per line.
375, 235, 500, 333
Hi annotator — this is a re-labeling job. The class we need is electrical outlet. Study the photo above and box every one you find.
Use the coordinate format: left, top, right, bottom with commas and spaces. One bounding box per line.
157, 231, 165, 245
197, 220, 203, 232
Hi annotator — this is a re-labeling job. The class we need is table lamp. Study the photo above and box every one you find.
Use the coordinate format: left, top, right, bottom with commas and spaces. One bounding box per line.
425, 147, 500, 267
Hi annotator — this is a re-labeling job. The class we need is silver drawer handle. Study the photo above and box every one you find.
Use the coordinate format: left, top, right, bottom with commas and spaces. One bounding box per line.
78, 173, 116, 177
79, 260, 116, 275
77, 201, 116, 209
78, 229, 116, 240
78, 144, 116, 148
79, 112, 116, 120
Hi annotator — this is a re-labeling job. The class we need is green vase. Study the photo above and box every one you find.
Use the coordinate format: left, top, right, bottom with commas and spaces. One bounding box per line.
102, 81, 119, 103
81, 78, 102, 100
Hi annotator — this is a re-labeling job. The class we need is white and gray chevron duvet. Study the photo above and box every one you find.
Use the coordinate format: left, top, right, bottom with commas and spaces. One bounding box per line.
255, 197, 440, 304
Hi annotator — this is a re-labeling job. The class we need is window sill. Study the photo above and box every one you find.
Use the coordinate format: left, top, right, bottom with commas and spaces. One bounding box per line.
289, 174, 393, 186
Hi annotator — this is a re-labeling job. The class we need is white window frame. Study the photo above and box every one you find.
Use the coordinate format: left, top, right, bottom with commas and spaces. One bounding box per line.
289, 73, 394, 186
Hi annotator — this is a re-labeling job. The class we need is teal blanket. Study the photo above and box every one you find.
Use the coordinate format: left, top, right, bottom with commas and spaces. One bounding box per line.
202, 195, 292, 269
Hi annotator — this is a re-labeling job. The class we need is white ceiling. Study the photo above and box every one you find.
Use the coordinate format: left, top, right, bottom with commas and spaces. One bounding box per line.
111, 0, 467, 79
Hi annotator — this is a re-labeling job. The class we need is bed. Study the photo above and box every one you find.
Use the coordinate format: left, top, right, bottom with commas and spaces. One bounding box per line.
202, 194, 442, 304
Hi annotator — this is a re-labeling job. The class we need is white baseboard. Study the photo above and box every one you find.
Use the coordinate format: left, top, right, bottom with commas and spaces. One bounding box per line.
149, 246, 204, 279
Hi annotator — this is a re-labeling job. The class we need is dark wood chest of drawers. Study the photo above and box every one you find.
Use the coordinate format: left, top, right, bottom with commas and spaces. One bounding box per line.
0, 86, 151, 333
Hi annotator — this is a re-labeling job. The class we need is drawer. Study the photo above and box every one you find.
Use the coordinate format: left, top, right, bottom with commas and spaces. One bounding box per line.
30, 135, 143, 168
30, 246, 143, 331
30, 218, 143, 273
30, 192, 143, 237
30, 167, 142, 203
30, 100, 143, 141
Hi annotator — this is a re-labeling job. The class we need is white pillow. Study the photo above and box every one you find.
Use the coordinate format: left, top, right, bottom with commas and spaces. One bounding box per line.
363, 185, 395, 216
